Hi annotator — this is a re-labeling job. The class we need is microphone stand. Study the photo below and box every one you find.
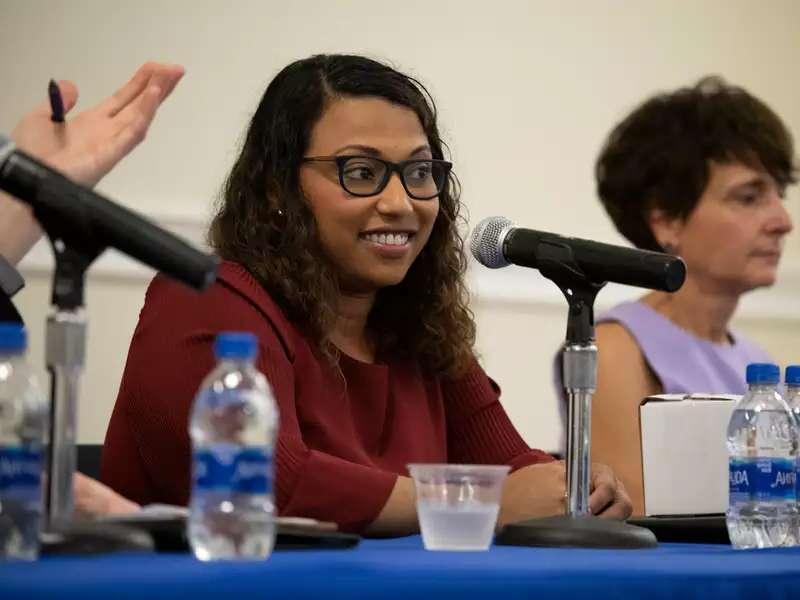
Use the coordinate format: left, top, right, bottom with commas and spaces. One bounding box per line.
44, 241, 96, 530
33, 202, 153, 554
495, 240, 656, 548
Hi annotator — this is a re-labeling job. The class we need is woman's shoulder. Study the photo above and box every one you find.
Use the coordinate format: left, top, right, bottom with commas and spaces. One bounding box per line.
597, 300, 687, 354
595, 302, 649, 356
142, 259, 298, 360
595, 319, 643, 357
598, 300, 657, 331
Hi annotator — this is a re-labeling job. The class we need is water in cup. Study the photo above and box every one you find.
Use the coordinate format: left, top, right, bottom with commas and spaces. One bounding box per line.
417, 501, 500, 550
409, 463, 509, 551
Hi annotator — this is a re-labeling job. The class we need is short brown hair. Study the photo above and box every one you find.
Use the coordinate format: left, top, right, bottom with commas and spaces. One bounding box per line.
596, 76, 797, 251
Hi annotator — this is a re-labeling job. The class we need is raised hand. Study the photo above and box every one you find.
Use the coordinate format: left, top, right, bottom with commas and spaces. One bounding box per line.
1, 62, 184, 265
11, 61, 184, 186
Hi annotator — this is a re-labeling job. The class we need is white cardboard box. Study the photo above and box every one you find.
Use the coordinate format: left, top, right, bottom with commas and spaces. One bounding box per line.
639, 394, 739, 516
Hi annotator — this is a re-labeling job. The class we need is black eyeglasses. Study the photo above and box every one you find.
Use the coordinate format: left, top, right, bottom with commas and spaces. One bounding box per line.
302, 155, 452, 200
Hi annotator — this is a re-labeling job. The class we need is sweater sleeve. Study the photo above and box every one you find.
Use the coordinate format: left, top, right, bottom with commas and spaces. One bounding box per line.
101, 272, 396, 533
101, 279, 228, 506
443, 359, 554, 471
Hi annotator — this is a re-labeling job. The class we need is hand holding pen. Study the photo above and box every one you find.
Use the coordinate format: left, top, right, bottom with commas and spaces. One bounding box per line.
0, 62, 184, 264
10, 62, 185, 188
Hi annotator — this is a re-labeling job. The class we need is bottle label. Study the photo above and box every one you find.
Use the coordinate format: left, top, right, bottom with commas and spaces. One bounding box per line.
193, 445, 271, 494
754, 458, 795, 501
729, 459, 754, 504
729, 457, 796, 504
796, 458, 800, 501
0, 446, 43, 504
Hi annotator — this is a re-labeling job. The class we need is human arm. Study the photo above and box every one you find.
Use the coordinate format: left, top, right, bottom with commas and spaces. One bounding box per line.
73, 472, 140, 517
0, 62, 184, 516
498, 461, 631, 525
591, 322, 662, 516
0, 61, 184, 265
445, 359, 632, 525
364, 476, 417, 537
100, 273, 401, 533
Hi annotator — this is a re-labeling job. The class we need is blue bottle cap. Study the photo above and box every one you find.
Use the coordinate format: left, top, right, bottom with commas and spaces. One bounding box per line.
214, 332, 258, 360
0, 322, 26, 354
785, 365, 800, 386
746, 362, 780, 385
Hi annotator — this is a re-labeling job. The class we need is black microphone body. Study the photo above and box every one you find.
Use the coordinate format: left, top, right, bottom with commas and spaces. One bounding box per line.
505, 228, 685, 292
471, 217, 686, 293
0, 137, 217, 291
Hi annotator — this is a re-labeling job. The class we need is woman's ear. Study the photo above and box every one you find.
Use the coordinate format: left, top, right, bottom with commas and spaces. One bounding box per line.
648, 208, 683, 253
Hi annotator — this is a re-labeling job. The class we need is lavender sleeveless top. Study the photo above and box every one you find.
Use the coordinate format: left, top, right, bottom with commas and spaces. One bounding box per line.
595, 301, 771, 394
552, 300, 771, 449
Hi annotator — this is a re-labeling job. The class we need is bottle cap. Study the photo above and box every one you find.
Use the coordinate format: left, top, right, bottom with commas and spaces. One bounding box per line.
0, 322, 26, 354
214, 332, 258, 360
745, 362, 780, 385
785, 365, 800, 386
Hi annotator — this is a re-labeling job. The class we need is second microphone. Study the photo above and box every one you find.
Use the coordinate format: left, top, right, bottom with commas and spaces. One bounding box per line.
470, 216, 686, 293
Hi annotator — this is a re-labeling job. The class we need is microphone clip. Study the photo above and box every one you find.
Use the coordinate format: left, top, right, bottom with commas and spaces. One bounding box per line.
33, 176, 106, 310
535, 239, 606, 345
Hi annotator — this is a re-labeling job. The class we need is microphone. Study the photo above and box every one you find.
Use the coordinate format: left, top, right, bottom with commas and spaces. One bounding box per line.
470, 216, 686, 292
0, 134, 217, 291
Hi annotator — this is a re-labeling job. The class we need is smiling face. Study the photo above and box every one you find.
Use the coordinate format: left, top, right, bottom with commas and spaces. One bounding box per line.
299, 96, 441, 293
651, 161, 793, 294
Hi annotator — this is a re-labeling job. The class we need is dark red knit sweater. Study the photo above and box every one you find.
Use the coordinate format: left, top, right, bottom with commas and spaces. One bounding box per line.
101, 261, 552, 532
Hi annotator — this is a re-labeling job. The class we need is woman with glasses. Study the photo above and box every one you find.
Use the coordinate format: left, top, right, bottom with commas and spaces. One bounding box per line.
101, 54, 631, 534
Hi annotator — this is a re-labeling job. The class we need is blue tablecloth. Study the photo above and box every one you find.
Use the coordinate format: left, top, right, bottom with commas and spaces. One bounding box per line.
2, 536, 800, 599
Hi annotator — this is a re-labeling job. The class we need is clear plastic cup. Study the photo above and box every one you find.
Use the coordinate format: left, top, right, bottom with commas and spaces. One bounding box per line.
408, 463, 510, 551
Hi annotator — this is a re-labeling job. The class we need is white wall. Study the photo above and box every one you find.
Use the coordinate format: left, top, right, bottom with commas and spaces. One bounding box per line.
2, 0, 800, 452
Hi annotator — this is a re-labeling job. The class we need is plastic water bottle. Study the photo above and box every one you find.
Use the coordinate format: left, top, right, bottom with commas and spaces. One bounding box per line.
188, 332, 279, 561
726, 363, 798, 549
0, 323, 47, 560
783, 365, 800, 544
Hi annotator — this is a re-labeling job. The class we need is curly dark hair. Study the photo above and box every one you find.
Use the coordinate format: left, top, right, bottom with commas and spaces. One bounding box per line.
209, 54, 475, 376
596, 76, 797, 251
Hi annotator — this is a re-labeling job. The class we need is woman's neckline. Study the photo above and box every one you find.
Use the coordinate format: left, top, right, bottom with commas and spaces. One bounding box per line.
337, 348, 388, 369
631, 300, 739, 349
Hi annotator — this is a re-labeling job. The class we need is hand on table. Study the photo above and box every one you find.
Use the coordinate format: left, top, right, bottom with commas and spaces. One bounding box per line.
73, 472, 140, 517
498, 460, 632, 527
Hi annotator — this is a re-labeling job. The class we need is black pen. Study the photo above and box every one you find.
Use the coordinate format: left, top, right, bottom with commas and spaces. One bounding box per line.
48, 79, 64, 123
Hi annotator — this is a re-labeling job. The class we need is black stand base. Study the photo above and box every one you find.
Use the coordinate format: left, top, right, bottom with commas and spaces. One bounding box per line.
496, 515, 657, 549
40, 521, 154, 556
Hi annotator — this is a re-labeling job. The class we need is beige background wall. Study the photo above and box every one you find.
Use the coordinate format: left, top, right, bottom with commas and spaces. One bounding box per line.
1, 0, 799, 453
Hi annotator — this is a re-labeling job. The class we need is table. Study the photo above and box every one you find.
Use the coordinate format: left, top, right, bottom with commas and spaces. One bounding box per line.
2, 536, 800, 599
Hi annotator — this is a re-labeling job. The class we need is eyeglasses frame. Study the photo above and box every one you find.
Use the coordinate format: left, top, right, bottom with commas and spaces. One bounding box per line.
302, 155, 452, 200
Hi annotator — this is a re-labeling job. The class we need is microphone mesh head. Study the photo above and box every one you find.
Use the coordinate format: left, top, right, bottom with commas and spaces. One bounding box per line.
469, 216, 514, 268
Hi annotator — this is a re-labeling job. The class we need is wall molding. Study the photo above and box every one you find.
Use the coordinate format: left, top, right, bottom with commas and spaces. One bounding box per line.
468, 260, 800, 321
19, 213, 800, 321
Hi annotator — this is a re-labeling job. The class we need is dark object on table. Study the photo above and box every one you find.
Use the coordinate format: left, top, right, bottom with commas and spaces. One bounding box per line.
627, 515, 730, 544
275, 526, 361, 550
96, 511, 360, 552
40, 521, 154, 555
497, 515, 658, 549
